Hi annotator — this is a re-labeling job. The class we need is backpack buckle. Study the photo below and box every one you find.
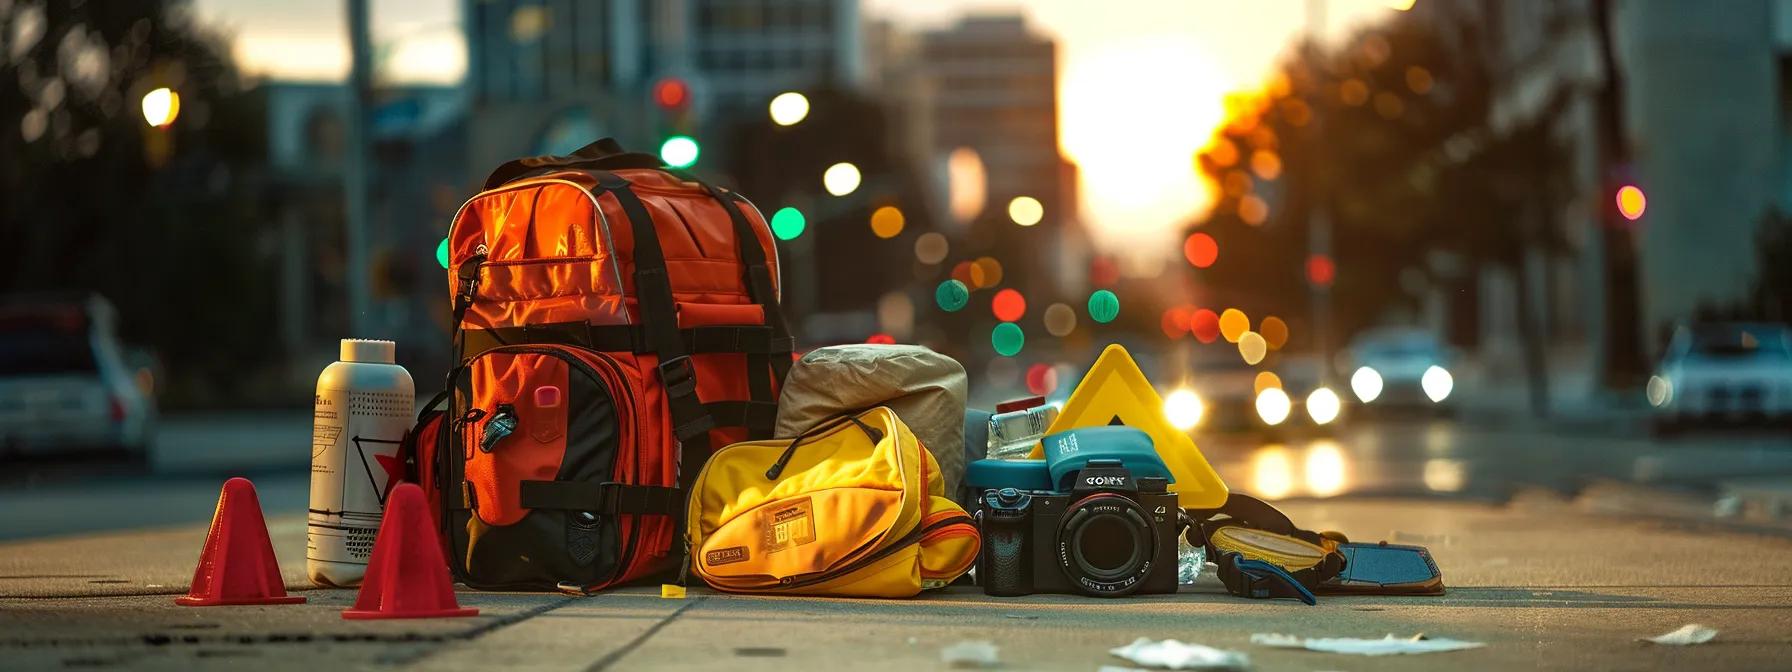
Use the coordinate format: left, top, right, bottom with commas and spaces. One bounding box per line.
657, 355, 699, 397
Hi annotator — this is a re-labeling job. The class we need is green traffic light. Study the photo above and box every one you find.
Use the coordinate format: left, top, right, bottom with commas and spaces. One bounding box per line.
771, 207, 806, 240
660, 135, 700, 168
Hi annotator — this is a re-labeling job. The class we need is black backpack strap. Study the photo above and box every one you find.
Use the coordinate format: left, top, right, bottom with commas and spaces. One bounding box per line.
591, 171, 715, 479
484, 138, 664, 190
701, 183, 794, 440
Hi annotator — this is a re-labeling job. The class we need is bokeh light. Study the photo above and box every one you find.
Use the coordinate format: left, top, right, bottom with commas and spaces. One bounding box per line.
141, 87, 179, 128
1190, 308, 1220, 343
992, 322, 1025, 356
1260, 316, 1289, 350
1406, 66, 1434, 94
1617, 185, 1647, 221
935, 279, 970, 312
1238, 331, 1267, 365
1422, 365, 1454, 402
1219, 308, 1249, 343
971, 256, 1005, 288
768, 91, 810, 126
1646, 375, 1673, 407
823, 162, 861, 196
1008, 196, 1044, 226
1044, 303, 1077, 336
1089, 256, 1121, 287
770, 207, 806, 240
877, 291, 914, 337
435, 237, 450, 270
1253, 371, 1283, 395
1255, 388, 1291, 426
1163, 388, 1205, 431
1183, 233, 1218, 268
866, 333, 896, 345
1025, 363, 1058, 396
870, 206, 905, 239
914, 232, 948, 264
1306, 388, 1342, 425
1160, 305, 1192, 339
947, 147, 987, 224
991, 288, 1027, 322
1249, 150, 1282, 180
1088, 290, 1120, 324
1351, 366, 1384, 403
951, 260, 976, 287
1306, 254, 1336, 287
659, 135, 700, 168
1238, 195, 1268, 226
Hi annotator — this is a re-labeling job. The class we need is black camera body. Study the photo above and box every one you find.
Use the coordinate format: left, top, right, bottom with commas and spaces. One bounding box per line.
978, 457, 1182, 597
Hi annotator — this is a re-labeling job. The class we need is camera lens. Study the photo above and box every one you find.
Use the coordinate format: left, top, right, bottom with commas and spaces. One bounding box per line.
1055, 493, 1156, 596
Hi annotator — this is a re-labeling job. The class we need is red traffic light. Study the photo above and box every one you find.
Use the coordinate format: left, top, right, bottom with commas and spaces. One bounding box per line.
653, 78, 690, 110
1306, 254, 1336, 288
1616, 184, 1646, 221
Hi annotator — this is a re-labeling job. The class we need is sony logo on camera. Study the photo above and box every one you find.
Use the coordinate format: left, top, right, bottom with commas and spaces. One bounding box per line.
1084, 474, 1128, 487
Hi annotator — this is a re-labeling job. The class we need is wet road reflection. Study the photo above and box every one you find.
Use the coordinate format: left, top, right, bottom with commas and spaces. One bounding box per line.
1200, 419, 1792, 503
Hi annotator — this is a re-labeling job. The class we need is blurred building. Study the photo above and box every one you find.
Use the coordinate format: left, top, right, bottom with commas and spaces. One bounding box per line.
463, 0, 862, 170
1620, 0, 1779, 344
910, 14, 1082, 296
261, 82, 467, 377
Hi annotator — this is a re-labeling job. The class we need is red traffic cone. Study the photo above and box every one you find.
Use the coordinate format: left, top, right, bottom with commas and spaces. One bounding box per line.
342, 482, 477, 619
176, 477, 306, 606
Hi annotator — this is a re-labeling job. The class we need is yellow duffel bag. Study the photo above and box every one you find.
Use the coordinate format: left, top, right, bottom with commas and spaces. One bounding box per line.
687, 406, 980, 597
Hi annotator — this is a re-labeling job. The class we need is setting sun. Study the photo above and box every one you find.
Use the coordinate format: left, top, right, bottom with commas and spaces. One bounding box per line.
1060, 40, 1228, 256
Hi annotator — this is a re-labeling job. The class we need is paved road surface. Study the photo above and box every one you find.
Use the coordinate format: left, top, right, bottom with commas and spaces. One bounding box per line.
4, 497, 1790, 670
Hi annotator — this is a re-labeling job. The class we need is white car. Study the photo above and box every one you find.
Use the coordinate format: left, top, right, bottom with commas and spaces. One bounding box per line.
1346, 328, 1457, 414
0, 294, 156, 461
1649, 323, 1792, 431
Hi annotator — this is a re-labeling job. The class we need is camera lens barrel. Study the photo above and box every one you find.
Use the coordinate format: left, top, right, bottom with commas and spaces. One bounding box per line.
1054, 493, 1158, 596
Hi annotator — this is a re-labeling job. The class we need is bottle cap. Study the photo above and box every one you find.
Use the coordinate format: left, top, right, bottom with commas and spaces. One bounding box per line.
340, 339, 396, 364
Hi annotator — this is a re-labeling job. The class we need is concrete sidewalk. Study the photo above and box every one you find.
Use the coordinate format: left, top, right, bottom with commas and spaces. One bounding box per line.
5, 494, 1792, 670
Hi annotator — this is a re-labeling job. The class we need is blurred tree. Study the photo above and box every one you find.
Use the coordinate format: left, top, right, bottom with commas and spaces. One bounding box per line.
0, 0, 271, 406
1191, 10, 1577, 416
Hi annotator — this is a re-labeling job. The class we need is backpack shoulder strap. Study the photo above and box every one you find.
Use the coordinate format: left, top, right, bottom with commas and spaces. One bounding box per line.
483, 138, 663, 190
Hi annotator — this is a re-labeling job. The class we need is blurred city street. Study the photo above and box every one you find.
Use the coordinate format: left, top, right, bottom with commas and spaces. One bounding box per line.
5, 0, 1792, 669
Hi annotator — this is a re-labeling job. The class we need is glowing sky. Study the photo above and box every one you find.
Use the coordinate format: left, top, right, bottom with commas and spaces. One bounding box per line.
193, 0, 1408, 260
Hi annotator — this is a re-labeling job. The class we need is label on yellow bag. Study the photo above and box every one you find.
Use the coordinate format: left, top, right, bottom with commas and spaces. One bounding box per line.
761, 497, 817, 553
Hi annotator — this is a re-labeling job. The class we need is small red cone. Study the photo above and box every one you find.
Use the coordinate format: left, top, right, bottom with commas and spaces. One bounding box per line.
176, 477, 306, 606
342, 482, 477, 619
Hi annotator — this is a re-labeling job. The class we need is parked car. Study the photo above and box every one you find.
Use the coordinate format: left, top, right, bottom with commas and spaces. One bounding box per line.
1649, 322, 1792, 432
0, 294, 156, 461
1346, 327, 1457, 414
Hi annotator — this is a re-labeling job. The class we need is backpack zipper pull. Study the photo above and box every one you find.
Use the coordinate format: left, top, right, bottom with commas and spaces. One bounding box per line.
480, 403, 518, 453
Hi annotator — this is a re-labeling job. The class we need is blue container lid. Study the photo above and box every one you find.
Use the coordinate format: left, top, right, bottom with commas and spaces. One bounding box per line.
1041, 426, 1173, 491
964, 458, 1055, 492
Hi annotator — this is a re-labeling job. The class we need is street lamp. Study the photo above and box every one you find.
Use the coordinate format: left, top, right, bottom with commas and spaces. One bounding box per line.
141, 87, 179, 128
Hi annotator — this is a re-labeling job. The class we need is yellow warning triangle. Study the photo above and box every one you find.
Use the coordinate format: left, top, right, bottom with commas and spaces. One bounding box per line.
1032, 344, 1229, 508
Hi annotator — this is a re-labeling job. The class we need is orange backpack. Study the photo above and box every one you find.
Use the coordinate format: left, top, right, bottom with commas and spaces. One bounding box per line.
409, 138, 794, 592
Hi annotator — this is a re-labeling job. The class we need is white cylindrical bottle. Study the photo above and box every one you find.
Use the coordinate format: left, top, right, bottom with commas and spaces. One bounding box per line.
307, 339, 414, 587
